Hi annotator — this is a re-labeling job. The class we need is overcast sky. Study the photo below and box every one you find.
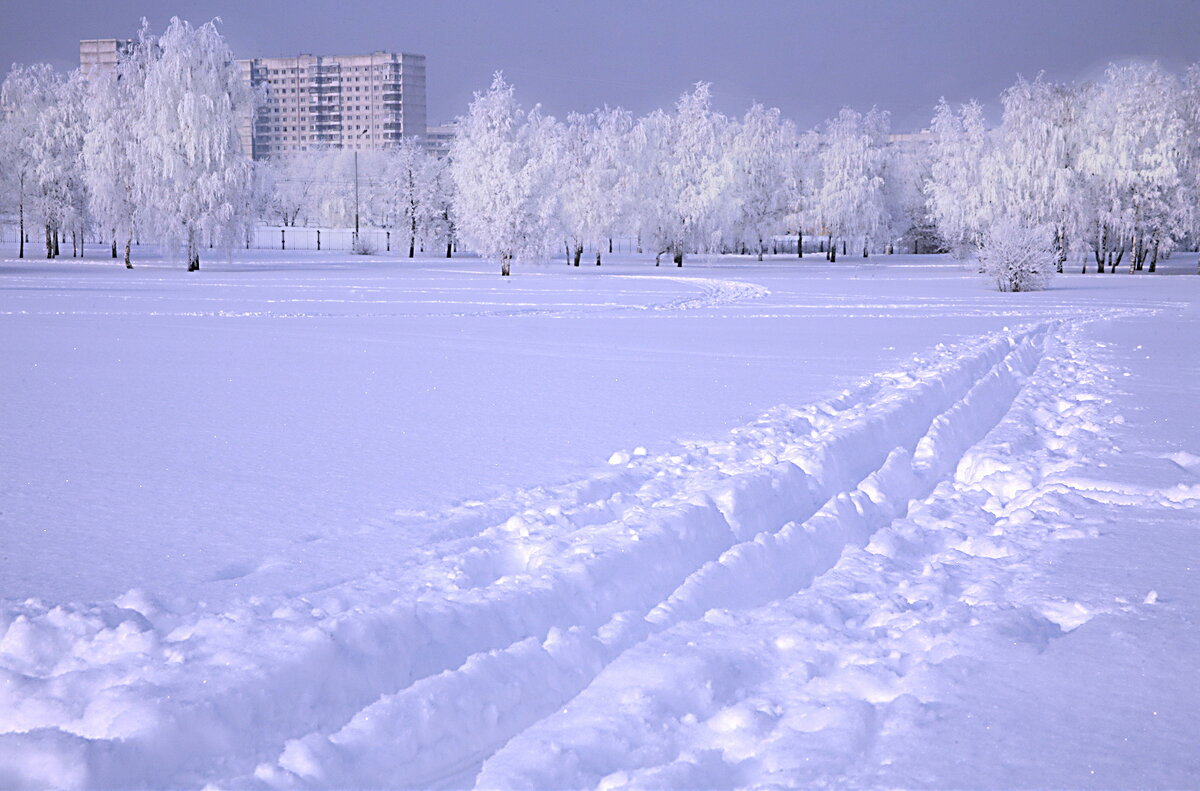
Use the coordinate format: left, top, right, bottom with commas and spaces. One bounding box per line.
2, 0, 1198, 131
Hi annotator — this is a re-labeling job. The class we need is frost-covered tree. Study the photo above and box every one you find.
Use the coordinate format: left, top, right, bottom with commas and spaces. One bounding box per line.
884, 137, 938, 254
817, 107, 890, 259
1, 64, 61, 258
979, 216, 1056, 292
29, 70, 90, 258
1076, 63, 1187, 273
725, 104, 792, 260
261, 153, 319, 226
377, 137, 438, 257
983, 76, 1079, 272
450, 73, 556, 275
134, 17, 253, 271
1182, 64, 1200, 275
632, 83, 727, 266
84, 26, 155, 267
783, 129, 821, 257
927, 99, 991, 258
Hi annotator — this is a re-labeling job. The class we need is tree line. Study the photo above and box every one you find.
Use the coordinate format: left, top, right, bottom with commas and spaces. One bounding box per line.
2, 17, 1199, 276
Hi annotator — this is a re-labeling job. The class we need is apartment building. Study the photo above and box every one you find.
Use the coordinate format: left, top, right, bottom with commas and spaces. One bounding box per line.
239, 51, 427, 160
79, 39, 135, 82
424, 121, 457, 158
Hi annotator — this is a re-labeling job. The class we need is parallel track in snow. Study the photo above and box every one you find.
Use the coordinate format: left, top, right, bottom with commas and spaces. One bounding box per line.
5, 313, 1169, 790
0, 318, 1052, 788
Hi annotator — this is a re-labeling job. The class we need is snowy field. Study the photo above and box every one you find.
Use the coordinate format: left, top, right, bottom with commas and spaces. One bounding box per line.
1, 247, 1198, 789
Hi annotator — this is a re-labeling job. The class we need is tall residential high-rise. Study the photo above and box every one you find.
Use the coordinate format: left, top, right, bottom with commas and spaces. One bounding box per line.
238, 51, 427, 160
79, 39, 135, 82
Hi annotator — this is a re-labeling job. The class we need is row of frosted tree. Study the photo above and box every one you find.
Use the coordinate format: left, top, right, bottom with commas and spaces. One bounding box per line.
450, 66, 1200, 275
1, 19, 254, 269
3, 16, 1200, 275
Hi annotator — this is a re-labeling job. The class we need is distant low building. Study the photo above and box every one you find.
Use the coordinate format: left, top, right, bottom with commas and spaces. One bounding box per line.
79, 38, 135, 82
238, 51, 427, 160
425, 121, 457, 158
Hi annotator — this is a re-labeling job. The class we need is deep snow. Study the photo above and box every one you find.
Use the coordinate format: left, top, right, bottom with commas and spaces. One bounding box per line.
1, 247, 1197, 789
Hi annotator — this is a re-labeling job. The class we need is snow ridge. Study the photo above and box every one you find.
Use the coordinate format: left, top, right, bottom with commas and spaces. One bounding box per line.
0, 324, 1051, 789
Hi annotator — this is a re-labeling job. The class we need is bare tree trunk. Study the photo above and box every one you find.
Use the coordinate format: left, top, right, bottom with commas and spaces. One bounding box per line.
573, 245, 582, 267
124, 237, 132, 269
758, 237, 764, 262
655, 250, 663, 266
446, 241, 452, 258
565, 241, 571, 265
596, 250, 601, 266
842, 239, 847, 256
608, 238, 612, 254
188, 227, 200, 271
17, 177, 24, 258
45, 225, 53, 259
862, 236, 869, 257
829, 236, 837, 263
797, 230, 803, 258
1148, 237, 1158, 273
112, 235, 118, 258
53, 227, 60, 258
501, 254, 511, 276
674, 247, 683, 267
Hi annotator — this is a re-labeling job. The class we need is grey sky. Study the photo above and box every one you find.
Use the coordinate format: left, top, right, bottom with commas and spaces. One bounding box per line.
2, 0, 1198, 131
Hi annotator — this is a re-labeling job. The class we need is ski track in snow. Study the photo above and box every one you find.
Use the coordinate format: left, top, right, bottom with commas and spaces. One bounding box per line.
0, 306, 1183, 789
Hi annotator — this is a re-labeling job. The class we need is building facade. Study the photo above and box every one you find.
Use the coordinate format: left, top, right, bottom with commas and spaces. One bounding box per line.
79, 39, 135, 82
238, 51, 426, 160
424, 121, 457, 159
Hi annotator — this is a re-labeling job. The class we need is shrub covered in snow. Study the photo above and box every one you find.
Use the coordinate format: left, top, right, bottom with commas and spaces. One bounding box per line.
351, 234, 376, 255
979, 217, 1056, 292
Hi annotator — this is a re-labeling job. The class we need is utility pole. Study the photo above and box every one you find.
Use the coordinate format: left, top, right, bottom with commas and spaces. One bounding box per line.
354, 126, 369, 241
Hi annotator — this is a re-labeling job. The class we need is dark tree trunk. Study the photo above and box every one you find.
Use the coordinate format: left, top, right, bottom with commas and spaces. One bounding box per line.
53, 227, 60, 258
409, 236, 415, 258
608, 238, 612, 254
281, 229, 286, 250
596, 250, 601, 266
501, 255, 511, 276
797, 230, 803, 258
573, 245, 582, 267
317, 230, 321, 250
829, 236, 837, 263
112, 237, 118, 258
446, 242, 452, 258
674, 248, 683, 267
124, 237, 132, 269
1148, 238, 1158, 273
45, 225, 53, 259
842, 239, 847, 255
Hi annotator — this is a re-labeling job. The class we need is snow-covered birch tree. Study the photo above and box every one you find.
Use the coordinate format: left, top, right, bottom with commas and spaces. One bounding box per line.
817, 107, 890, 259
926, 99, 991, 258
134, 17, 253, 271
450, 73, 555, 275
725, 104, 791, 260
1, 64, 61, 259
